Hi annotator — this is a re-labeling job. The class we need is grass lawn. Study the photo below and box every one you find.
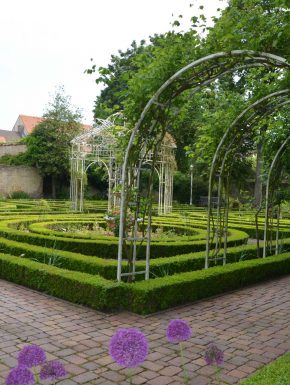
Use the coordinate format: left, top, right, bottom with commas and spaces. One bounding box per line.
239, 352, 290, 385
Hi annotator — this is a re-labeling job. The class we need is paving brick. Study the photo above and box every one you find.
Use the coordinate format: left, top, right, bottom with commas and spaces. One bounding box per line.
71, 372, 98, 383
148, 375, 174, 385
101, 371, 126, 382
0, 276, 290, 384
159, 365, 182, 376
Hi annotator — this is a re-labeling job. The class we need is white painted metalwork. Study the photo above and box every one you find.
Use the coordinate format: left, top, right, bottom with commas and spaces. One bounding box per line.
70, 115, 122, 213
70, 117, 176, 215
117, 50, 290, 282
206, 90, 290, 268
263, 134, 290, 258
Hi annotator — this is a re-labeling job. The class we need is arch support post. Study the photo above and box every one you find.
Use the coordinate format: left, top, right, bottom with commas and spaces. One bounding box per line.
263, 134, 290, 258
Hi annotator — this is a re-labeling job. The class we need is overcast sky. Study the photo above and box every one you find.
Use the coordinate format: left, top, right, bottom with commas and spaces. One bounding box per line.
0, 0, 226, 130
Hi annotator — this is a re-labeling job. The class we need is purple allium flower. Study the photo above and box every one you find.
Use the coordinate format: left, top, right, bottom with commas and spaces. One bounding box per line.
17, 345, 46, 368
40, 360, 66, 381
6, 366, 35, 385
109, 328, 148, 368
204, 344, 224, 366
166, 319, 192, 343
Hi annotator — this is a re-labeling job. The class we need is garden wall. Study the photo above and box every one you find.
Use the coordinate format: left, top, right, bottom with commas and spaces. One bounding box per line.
0, 166, 43, 197
0, 143, 27, 156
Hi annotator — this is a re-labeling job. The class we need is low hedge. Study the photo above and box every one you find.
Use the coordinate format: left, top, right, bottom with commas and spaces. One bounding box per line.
0, 232, 289, 280
0, 253, 128, 311
128, 252, 290, 314
0, 237, 119, 279
0, 218, 249, 259
0, 250, 289, 313
29, 220, 206, 243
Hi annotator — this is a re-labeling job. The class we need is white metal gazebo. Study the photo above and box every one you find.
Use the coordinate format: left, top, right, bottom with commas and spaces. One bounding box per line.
70, 115, 176, 215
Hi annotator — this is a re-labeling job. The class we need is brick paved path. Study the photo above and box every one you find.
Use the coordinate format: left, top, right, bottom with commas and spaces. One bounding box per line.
0, 277, 290, 385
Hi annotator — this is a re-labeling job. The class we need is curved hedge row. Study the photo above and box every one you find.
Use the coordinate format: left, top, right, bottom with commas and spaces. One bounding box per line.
0, 199, 289, 313
0, 214, 249, 259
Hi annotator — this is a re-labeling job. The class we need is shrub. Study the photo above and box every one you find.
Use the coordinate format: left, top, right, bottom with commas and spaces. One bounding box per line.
128, 252, 290, 314
9, 191, 31, 199
0, 250, 289, 313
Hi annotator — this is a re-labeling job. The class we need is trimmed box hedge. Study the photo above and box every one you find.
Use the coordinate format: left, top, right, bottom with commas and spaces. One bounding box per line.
0, 218, 249, 259
0, 232, 289, 281
128, 252, 290, 314
0, 253, 128, 311
0, 250, 289, 314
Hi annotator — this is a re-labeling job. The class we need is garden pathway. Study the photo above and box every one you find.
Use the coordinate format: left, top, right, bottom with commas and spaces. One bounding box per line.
0, 276, 290, 385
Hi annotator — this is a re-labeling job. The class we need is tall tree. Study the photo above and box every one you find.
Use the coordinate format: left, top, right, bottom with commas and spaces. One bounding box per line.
26, 87, 83, 198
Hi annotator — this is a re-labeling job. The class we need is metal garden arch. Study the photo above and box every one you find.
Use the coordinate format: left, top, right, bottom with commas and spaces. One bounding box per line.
205, 90, 290, 267
263, 132, 290, 258
116, 50, 290, 282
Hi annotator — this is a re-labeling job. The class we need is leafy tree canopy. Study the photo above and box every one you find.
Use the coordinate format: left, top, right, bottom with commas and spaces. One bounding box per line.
25, 87, 83, 196
86, 0, 290, 201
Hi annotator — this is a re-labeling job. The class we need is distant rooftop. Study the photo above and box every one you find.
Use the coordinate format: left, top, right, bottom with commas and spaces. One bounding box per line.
0, 129, 21, 143
17, 114, 92, 134
18, 115, 44, 134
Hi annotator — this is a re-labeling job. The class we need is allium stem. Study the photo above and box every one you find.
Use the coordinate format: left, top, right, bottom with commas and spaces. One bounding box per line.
215, 366, 222, 385
128, 369, 134, 385
179, 342, 189, 385
33, 368, 40, 385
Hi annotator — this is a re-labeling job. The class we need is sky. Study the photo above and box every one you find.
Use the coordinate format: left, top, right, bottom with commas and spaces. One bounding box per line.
0, 0, 227, 130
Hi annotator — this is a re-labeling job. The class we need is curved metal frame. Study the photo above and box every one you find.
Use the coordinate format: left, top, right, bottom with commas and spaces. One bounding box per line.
206, 91, 290, 267
263, 133, 290, 258
70, 117, 121, 212
117, 50, 290, 282
70, 118, 176, 215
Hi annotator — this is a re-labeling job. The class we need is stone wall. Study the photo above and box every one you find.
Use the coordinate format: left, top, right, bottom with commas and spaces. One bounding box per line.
0, 144, 27, 157
0, 166, 43, 197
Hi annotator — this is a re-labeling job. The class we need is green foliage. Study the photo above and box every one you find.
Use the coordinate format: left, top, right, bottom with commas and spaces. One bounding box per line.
86, 0, 290, 203
0, 252, 128, 311
9, 191, 31, 199
128, 252, 290, 314
0, 200, 290, 313
207, 0, 290, 59
0, 216, 249, 259
25, 87, 82, 179
239, 351, 290, 385
0, 152, 31, 166
1, 249, 289, 313
86, 40, 147, 119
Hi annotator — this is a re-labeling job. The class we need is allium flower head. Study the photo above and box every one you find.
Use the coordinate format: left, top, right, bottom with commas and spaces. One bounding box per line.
40, 360, 66, 380
204, 343, 224, 366
17, 345, 46, 368
166, 319, 192, 343
109, 328, 148, 368
6, 366, 35, 385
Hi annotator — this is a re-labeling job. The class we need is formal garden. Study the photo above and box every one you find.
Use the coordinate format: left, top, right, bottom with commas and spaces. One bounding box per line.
0, 197, 290, 316
1, 0, 290, 384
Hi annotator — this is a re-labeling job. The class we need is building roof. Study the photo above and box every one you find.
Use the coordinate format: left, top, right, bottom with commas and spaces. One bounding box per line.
19, 115, 44, 134
18, 114, 92, 133
0, 130, 21, 143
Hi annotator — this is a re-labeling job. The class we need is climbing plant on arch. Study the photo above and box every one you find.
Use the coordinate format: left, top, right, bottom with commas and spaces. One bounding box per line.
205, 89, 290, 268
116, 50, 290, 282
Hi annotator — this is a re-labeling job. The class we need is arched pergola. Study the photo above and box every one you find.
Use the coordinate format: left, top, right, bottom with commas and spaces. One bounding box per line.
205, 90, 290, 268
116, 50, 290, 282
263, 132, 290, 258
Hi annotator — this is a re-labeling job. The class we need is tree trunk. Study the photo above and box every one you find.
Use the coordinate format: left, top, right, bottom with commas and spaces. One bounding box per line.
253, 139, 264, 208
51, 175, 57, 199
